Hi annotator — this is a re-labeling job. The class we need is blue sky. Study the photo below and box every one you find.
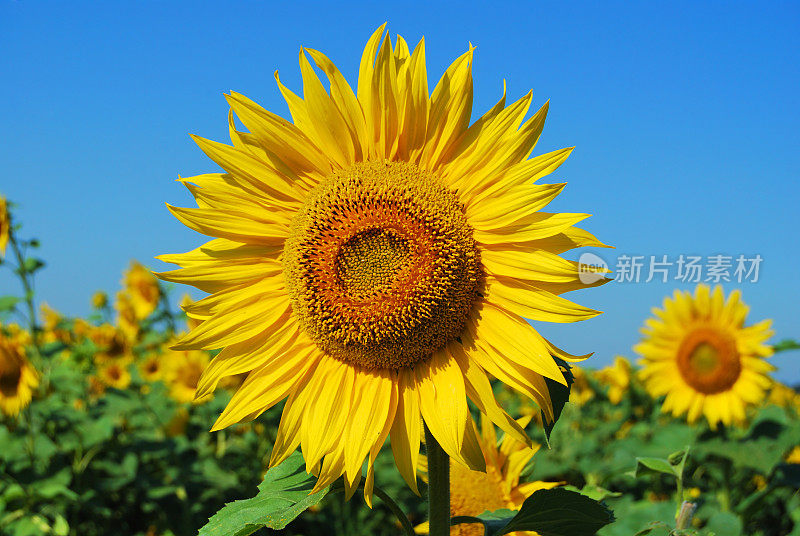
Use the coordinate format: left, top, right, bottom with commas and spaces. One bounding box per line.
1, 1, 798, 381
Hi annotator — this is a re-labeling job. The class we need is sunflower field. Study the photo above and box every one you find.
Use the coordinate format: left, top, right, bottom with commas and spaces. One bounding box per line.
2, 24, 800, 536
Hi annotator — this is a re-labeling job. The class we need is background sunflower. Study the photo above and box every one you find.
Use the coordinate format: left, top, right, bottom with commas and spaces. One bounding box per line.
636, 284, 774, 428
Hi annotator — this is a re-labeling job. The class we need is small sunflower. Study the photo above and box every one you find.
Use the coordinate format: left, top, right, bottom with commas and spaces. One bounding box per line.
139, 355, 164, 382
595, 356, 632, 405
0, 195, 9, 257
40, 303, 72, 345
90, 324, 134, 366
97, 362, 132, 390
0, 331, 38, 416
91, 291, 109, 310
158, 25, 607, 500
123, 261, 162, 320
164, 349, 211, 404
115, 291, 140, 341
636, 285, 773, 428
567, 367, 594, 406
416, 415, 559, 536
767, 382, 800, 414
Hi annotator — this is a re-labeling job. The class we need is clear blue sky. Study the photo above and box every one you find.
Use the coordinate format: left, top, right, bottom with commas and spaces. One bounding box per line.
1, 1, 798, 382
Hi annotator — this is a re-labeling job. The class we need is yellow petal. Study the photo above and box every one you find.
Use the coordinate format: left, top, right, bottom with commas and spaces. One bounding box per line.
211, 341, 319, 430
422, 46, 474, 171
416, 349, 485, 471
448, 342, 531, 447
190, 134, 305, 202
390, 369, 422, 495
225, 91, 331, 176
474, 212, 590, 243
471, 300, 567, 384
485, 276, 601, 323
298, 50, 355, 167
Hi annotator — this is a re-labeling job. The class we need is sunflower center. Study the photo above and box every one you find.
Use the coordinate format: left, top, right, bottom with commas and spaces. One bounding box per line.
0, 344, 23, 397
107, 366, 122, 381
283, 160, 482, 370
677, 327, 741, 394
0, 366, 21, 397
336, 229, 413, 296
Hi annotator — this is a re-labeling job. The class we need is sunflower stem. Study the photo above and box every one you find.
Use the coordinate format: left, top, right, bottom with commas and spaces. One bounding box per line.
425, 424, 450, 536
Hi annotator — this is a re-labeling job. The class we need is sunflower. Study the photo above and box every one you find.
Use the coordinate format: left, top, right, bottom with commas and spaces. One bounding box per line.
568, 367, 595, 406
91, 291, 109, 310
139, 354, 164, 382
157, 25, 607, 501
0, 331, 38, 416
767, 382, 800, 414
0, 195, 9, 257
636, 285, 773, 428
123, 261, 162, 320
115, 291, 140, 341
595, 356, 632, 405
90, 324, 134, 366
415, 415, 559, 536
97, 362, 132, 390
164, 349, 211, 404
40, 303, 71, 345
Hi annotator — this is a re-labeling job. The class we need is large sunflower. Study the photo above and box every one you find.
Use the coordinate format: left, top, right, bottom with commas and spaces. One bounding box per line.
636, 285, 773, 428
157, 25, 607, 501
0, 331, 39, 417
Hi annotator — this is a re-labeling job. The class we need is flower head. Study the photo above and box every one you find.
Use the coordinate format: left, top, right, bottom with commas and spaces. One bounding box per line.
123, 261, 161, 320
164, 349, 211, 404
636, 285, 773, 428
91, 291, 109, 309
595, 356, 632, 405
97, 362, 132, 390
115, 291, 140, 341
158, 25, 607, 502
0, 329, 38, 416
139, 354, 164, 382
90, 324, 134, 366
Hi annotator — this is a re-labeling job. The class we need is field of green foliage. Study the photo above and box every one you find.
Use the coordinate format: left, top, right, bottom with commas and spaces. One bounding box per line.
1, 205, 799, 536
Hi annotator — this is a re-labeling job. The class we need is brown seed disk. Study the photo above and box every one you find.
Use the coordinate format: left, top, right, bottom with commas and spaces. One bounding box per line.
676, 327, 742, 394
283, 160, 483, 370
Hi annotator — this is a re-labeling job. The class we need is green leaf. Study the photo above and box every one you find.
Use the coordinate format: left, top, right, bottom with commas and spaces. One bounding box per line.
772, 339, 800, 353
634, 457, 679, 478
198, 451, 331, 536
563, 484, 622, 502
703, 511, 742, 536
0, 296, 20, 312
52, 515, 69, 536
542, 358, 575, 443
451, 488, 614, 536
22, 257, 45, 274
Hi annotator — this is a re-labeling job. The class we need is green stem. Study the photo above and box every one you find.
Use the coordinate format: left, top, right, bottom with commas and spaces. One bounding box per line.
7, 223, 40, 362
330, 481, 416, 536
425, 424, 450, 536
372, 486, 417, 536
